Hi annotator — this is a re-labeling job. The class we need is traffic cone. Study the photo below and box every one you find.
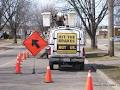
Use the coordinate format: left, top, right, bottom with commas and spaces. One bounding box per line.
85, 70, 93, 90
25, 50, 28, 58
15, 61, 21, 74
17, 52, 22, 63
22, 52, 26, 60
44, 65, 53, 83
15, 55, 21, 74
20, 53, 23, 60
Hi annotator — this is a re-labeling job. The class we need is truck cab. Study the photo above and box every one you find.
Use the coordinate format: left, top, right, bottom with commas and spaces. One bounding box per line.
48, 26, 86, 70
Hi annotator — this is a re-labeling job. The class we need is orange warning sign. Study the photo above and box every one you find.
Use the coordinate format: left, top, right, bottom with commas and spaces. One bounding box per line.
23, 32, 47, 56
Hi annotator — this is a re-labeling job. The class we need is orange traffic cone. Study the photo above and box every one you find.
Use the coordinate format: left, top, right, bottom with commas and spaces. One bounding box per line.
15, 61, 21, 74
22, 52, 26, 60
15, 55, 21, 74
85, 70, 93, 90
44, 65, 53, 83
20, 53, 23, 60
17, 53, 22, 63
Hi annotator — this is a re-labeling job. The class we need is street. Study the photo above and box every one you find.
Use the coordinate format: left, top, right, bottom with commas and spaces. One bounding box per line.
0, 0, 119, 89
0, 45, 115, 90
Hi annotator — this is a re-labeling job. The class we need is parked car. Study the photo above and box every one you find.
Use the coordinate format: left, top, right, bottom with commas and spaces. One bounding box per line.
0, 32, 3, 39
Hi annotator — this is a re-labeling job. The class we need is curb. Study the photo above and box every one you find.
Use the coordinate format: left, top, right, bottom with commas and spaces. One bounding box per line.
97, 69, 120, 90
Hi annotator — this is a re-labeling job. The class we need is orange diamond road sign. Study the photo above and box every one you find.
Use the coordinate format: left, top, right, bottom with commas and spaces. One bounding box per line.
23, 31, 47, 56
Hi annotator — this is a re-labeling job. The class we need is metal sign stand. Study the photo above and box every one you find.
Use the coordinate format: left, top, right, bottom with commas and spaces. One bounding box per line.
32, 57, 36, 74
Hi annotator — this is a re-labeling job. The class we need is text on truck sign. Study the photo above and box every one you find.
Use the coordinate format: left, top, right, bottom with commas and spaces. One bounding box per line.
57, 33, 77, 54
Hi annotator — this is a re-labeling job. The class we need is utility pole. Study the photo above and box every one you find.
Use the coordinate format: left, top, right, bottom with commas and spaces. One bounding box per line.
108, 0, 114, 56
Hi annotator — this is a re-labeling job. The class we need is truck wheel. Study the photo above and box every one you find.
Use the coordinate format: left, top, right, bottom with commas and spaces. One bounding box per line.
49, 61, 54, 70
58, 62, 62, 70
80, 62, 84, 70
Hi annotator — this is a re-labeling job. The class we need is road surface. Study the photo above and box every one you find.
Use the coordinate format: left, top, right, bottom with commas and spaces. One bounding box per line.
0, 45, 115, 90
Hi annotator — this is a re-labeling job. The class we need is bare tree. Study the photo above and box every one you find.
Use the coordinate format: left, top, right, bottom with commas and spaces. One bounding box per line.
5, 0, 30, 43
0, 0, 15, 31
66, 0, 108, 49
31, 2, 57, 38
32, 7, 44, 36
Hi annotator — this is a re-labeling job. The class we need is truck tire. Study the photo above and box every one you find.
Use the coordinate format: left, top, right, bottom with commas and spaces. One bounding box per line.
49, 61, 54, 70
58, 61, 63, 70
80, 62, 84, 70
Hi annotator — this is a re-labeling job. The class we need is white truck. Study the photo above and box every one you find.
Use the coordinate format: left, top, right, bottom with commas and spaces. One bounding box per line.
47, 26, 86, 70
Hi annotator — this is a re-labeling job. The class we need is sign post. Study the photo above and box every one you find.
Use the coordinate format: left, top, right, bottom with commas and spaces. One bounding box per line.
23, 31, 47, 74
32, 58, 36, 74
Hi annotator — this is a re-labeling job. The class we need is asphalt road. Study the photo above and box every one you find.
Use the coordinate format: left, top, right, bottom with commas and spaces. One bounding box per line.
0, 46, 115, 90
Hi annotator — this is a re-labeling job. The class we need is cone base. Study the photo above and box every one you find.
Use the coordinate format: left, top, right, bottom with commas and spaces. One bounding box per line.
15, 72, 22, 74
44, 81, 53, 83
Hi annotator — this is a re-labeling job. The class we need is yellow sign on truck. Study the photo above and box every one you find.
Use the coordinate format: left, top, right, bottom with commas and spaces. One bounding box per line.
57, 33, 77, 54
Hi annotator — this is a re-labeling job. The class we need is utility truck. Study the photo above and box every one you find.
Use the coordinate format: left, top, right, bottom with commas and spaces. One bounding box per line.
47, 26, 86, 70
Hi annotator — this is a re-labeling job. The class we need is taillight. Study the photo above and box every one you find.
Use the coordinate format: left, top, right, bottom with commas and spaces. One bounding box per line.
83, 48, 86, 57
48, 47, 51, 55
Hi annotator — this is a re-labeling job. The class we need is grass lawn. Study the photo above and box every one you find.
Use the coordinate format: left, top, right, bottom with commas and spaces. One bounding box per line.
87, 55, 120, 62
114, 43, 120, 50
85, 47, 120, 84
85, 47, 120, 62
85, 47, 120, 66
101, 65, 120, 84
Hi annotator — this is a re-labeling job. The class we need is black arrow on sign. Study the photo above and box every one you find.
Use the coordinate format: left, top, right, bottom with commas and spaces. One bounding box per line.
32, 39, 40, 48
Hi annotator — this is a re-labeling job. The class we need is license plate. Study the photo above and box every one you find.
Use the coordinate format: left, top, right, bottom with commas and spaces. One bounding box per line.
62, 58, 70, 62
